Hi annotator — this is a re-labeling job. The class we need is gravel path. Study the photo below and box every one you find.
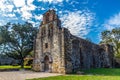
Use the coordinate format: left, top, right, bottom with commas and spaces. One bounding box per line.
0, 71, 62, 80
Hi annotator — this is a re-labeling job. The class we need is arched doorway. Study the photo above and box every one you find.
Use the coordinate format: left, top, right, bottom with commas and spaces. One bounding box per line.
44, 56, 49, 71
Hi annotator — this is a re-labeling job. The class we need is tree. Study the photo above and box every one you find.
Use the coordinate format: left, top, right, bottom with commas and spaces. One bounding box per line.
85, 37, 92, 42
0, 23, 12, 54
0, 22, 38, 68
100, 27, 120, 57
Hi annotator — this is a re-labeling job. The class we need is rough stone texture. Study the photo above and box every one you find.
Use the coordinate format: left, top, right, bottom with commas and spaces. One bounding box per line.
33, 9, 115, 74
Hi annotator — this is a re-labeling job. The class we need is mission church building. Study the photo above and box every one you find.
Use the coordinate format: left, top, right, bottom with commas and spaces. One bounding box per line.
33, 9, 114, 73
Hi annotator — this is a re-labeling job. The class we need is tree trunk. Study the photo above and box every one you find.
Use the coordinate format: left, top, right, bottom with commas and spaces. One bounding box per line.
20, 58, 24, 69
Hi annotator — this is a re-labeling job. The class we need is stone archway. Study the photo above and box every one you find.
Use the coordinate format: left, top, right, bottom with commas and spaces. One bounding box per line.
40, 52, 53, 72
44, 55, 49, 71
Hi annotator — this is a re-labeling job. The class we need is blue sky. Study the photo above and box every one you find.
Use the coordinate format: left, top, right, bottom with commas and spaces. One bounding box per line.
0, 0, 120, 43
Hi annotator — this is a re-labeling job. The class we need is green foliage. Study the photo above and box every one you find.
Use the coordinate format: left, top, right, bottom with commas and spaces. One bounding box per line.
0, 22, 38, 68
0, 23, 11, 45
100, 27, 120, 57
24, 51, 34, 66
24, 59, 33, 66
28, 68, 120, 80
0, 65, 31, 69
0, 65, 20, 69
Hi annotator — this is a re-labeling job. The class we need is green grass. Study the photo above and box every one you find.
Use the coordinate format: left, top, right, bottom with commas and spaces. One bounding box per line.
28, 68, 120, 80
82, 68, 120, 76
0, 65, 31, 69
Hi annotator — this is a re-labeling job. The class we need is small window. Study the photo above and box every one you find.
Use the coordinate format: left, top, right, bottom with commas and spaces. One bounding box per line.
45, 43, 48, 48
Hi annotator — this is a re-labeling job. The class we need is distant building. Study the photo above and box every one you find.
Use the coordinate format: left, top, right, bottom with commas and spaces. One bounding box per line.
33, 9, 114, 73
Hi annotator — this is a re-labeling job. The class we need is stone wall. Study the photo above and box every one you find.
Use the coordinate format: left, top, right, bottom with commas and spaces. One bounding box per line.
63, 28, 114, 73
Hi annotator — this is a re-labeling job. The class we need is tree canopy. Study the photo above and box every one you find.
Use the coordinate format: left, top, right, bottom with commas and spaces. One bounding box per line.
100, 27, 120, 57
0, 22, 38, 68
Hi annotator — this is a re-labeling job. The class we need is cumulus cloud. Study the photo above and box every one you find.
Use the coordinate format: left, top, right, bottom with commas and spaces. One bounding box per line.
12, 0, 25, 7
20, 5, 36, 20
7, 14, 16, 17
34, 15, 43, 20
61, 10, 94, 38
0, 0, 37, 25
14, 0, 36, 20
38, 0, 65, 4
0, 0, 14, 12
0, 20, 5, 26
0, 0, 95, 33
104, 12, 120, 30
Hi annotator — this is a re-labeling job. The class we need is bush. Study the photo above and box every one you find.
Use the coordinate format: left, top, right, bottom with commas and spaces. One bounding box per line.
24, 58, 33, 66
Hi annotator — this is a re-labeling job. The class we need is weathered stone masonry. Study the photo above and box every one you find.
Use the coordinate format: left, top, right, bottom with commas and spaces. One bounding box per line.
33, 9, 114, 74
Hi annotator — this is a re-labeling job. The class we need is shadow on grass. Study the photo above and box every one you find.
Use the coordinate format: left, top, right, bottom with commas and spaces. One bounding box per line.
81, 68, 120, 76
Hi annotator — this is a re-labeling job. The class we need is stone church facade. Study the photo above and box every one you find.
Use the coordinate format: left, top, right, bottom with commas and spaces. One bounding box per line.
33, 9, 114, 73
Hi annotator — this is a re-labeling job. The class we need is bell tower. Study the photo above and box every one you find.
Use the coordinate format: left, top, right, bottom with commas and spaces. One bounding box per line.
39, 9, 61, 39
41, 9, 61, 28
33, 9, 64, 73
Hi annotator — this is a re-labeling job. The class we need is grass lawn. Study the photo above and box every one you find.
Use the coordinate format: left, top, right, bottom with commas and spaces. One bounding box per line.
28, 68, 120, 80
0, 65, 31, 70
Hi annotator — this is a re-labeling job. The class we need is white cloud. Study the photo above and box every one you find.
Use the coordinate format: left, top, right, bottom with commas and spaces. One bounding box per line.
0, 0, 14, 12
13, 9, 21, 13
0, 0, 36, 25
5, 5, 14, 12
28, 20, 40, 27
26, 0, 36, 10
5, 13, 16, 17
61, 10, 94, 38
41, 8, 45, 10
38, 0, 64, 4
12, 0, 25, 7
0, 20, 6, 26
104, 12, 120, 30
27, 0, 34, 5
14, 0, 36, 20
20, 4, 36, 20
34, 15, 43, 20
21, 11, 32, 20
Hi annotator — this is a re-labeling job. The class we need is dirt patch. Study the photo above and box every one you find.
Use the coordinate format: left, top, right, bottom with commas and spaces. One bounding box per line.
0, 70, 62, 80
